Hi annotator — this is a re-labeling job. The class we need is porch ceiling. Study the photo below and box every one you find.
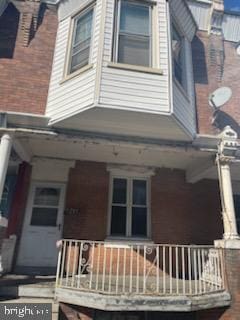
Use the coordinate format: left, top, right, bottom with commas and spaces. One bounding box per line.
13, 131, 240, 182
16, 134, 213, 171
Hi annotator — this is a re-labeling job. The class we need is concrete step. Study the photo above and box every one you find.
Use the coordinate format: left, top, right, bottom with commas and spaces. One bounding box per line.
0, 283, 55, 298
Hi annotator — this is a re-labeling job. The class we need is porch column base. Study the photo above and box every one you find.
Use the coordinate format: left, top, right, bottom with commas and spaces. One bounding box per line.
215, 239, 240, 249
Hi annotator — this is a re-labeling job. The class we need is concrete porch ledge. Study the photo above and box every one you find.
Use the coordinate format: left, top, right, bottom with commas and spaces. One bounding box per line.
55, 288, 231, 312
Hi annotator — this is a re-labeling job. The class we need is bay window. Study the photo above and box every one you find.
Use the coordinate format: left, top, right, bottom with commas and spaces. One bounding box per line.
68, 7, 94, 74
114, 0, 153, 67
109, 176, 150, 238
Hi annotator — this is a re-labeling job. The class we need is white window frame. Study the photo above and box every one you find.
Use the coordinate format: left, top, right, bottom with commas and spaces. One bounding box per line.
107, 166, 154, 240
113, 0, 156, 68
66, 3, 95, 76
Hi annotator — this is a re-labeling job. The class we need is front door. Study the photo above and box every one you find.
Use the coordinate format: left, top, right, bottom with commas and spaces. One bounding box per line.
17, 182, 65, 268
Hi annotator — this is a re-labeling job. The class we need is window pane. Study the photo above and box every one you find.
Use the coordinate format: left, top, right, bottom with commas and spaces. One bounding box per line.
34, 188, 60, 206
172, 25, 183, 84
133, 180, 147, 205
132, 207, 147, 237
112, 178, 127, 204
71, 46, 90, 72
30, 208, 58, 226
120, 2, 150, 36
70, 9, 93, 73
111, 206, 127, 235
118, 34, 150, 66
74, 10, 93, 45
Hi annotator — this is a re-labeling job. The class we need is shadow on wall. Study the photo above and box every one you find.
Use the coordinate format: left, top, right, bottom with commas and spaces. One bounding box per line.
213, 110, 240, 137
0, 3, 19, 59
192, 35, 208, 85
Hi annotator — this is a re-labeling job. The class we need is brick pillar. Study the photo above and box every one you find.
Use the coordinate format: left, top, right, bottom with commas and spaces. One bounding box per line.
7, 162, 32, 237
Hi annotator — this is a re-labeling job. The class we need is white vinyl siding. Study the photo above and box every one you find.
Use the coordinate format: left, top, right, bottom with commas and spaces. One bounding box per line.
46, 0, 101, 123
99, 0, 170, 114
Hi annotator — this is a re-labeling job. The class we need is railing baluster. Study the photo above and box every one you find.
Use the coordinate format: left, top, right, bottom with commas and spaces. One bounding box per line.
143, 245, 146, 294
89, 242, 94, 290
169, 246, 172, 294
56, 242, 62, 288
182, 247, 185, 295
130, 245, 133, 293
60, 240, 66, 286
66, 240, 72, 287
95, 243, 101, 291
71, 241, 77, 287
108, 247, 113, 293
163, 246, 166, 294
102, 245, 107, 292
201, 249, 206, 293
156, 246, 160, 294
193, 249, 198, 294
123, 247, 126, 293
77, 241, 83, 289
197, 249, 202, 294
188, 247, 192, 295
176, 246, 179, 294
137, 245, 140, 293
116, 247, 120, 293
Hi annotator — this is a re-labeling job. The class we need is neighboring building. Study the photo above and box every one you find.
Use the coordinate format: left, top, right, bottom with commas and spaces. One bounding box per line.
0, 0, 240, 319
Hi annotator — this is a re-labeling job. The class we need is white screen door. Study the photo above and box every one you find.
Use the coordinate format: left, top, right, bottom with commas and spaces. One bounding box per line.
17, 182, 65, 267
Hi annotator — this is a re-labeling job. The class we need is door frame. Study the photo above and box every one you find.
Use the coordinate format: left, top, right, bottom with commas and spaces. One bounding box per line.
17, 181, 66, 267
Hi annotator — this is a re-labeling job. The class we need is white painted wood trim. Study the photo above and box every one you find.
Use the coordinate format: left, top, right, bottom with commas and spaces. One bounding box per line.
107, 62, 163, 75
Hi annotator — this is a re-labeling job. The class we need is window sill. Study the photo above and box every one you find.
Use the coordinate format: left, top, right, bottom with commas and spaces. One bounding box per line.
60, 63, 93, 85
173, 77, 190, 103
104, 237, 153, 248
107, 62, 163, 75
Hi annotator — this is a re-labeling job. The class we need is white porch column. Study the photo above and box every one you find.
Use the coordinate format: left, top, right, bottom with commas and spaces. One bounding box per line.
0, 134, 13, 201
217, 159, 239, 240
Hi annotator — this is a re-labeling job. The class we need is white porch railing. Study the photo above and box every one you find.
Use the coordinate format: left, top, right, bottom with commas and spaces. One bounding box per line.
56, 240, 226, 296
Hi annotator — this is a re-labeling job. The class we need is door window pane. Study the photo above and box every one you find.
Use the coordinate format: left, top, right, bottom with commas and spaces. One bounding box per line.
111, 206, 127, 235
133, 180, 146, 205
30, 208, 58, 227
132, 207, 147, 237
34, 188, 60, 206
112, 178, 127, 204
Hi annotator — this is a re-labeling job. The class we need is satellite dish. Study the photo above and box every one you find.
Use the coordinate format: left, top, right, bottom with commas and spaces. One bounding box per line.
209, 87, 232, 109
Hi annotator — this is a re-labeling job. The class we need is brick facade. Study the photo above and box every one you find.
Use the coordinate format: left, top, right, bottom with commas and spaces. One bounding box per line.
64, 161, 222, 244
192, 32, 240, 136
0, 2, 57, 114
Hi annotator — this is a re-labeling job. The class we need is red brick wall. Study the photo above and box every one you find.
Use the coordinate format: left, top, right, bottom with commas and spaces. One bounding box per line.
64, 161, 109, 240
193, 32, 240, 136
64, 161, 222, 244
0, 3, 57, 114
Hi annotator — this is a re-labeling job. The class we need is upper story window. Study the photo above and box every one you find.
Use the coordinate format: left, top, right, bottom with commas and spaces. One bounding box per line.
68, 7, 94, 74
114, 0, 153, 67
109, 176, 150, 238
171, 23, 185, 87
